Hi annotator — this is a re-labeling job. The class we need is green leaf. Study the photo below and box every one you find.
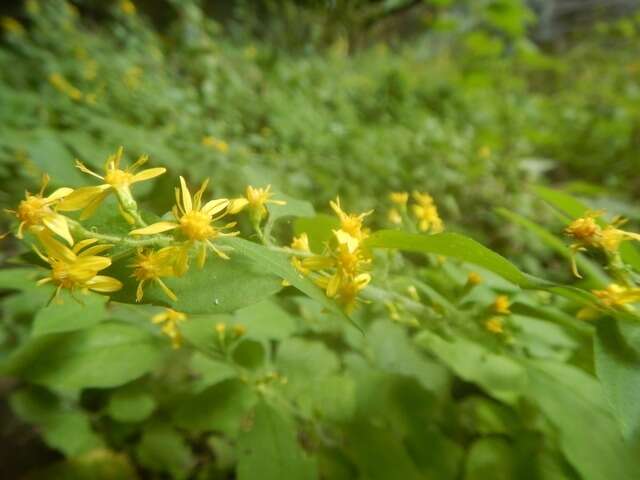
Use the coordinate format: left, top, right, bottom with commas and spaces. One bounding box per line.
4, 322, 163, 391
532, 185, 589, 219
190, 352, 238, 392
464, 437, 514, 480
364, 230, 548, 288
237, 401, 317, 480
32, 292, 109, 336
125, 249, 283, 314
136, 424, 194, 480
263, 193, 315, 240
293, 214, 340, 253
234, 299, 298, 341
415, 331, 526, 404
594, 319, 640, 442
10, 387, 103, 456
107, 385, 156, 423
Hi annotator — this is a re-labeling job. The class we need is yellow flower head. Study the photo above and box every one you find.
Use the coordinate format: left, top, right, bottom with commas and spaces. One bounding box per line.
467, 271, 483, 286
57, 147, 166, 219
151, 308, 186, 349
593, 284, 640, 310
131, 247, 183, 303
330, 197, 372, 243
290, 233, 310, 252
493, 295, 511, 315
48, 73, 82, 101
130, 177, 237, 269
485, 317, 504, 334
6, 174, 73, 244
1, 16, 25, 35
411, 191, 443, 233
228, 185, 285, 224
318, 272, 371, 314
202, 136, 229, 153
389, 192, 409, 205
388, 208, 402, 225
119, 0, 136, 15
33, 233, 121, 300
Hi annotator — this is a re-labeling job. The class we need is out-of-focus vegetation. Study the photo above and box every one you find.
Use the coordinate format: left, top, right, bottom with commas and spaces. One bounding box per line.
2, 1, 640, 479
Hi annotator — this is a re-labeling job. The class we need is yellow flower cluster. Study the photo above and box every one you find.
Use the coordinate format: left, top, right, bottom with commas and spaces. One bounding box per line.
151, 308, 186, 349
388, 191, 444, 233
229, 185, 285, 225
565, 211, 640, 277
292, 198, 372, 313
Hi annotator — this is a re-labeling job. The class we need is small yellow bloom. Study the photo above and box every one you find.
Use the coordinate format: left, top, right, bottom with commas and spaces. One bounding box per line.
151, 308, 186, 349
233, 324, 247, 337
407, 285, 419, 301
330, 197, 372, 243
290, 233, 310, 252
48, 73, 82, 100
593, 284, 640, 310
485, 317, 504, 334
57, 147, 165, 219
389, 192, 409, 205
33, 233, 121, 300
123, 66, 143, 89
131, 247, 183, 302
119, 0, 136, 15
493, 295, 511, 315
228, 185, 285, 224
388, 208, 402, 225
130, 177, 237, 271
202, 136, 229, 153
467, 272, 482, 286
1, 16, 25, 35
411, 191, 443, 233
478, 146, 492, 159
6, 174, 73, 244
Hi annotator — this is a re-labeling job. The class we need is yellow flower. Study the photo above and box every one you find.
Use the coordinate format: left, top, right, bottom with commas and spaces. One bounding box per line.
330, 196, 372, 243
57, 147, 165, 219
290, 233, 310, 252
228, 185, 286, 224
411, 191, 443, 233
119, 0, 136, 15
5, 174, 74, 244
493, 295, 511, 315
130, 177, 237, 270
1, 16, 25, 35
593, 284, 640, 310
131, 247, 183, 303
565, 211, 640, 277
389, 192, 409, 205
467, 271, 483, 286
485, 317, 504, 334
48, 73, 83, 101
151, 308, 186, 349
202, 136, 229, 153
388, 208, 402, 225
33, 233, 121, 300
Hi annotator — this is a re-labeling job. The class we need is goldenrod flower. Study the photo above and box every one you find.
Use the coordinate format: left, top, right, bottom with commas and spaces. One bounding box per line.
389, 192, 409, 205
388, 208, 402, 225
130, 177, 237, 270
593, 284, 640, 310
151, 308, 186, 349
467, 272, 483, 286
565, 211, 640, 277
131, 247, 183, 302
330, 197, 372, 243
48, 73, 83, 101
1, 16, 25, 35
6, 174, 73, 244
202, 136, 229, 153
290, 233, 310, 252
485, 317, 504, 334
33, 233, 121, 300
119, 0, 136, 15
57, 147, 165, 219
411, 191, 443, 233
493, 295, 511, 315
228, 185, 285, 224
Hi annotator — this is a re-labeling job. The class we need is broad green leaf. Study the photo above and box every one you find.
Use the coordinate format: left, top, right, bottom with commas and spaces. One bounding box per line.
367, 320, 449, 395
293, 214, 340, 253
415, 331, 526, 404
32, 291, 109, 336
237, 401, 317, 480
0, 267, 43, 291
234, 299, 298, 341
263, 193, 315, 240
123, 250, 283, 315
4, 322, 163, 391
107, 385, 156, 423
22, 449, 139, 480
532, 185, 589, 219
10, 387, 103, 456
364, 230, 548, 288
136, 424, 194, 480
524, 359, 640, 480
594, 319, 640, 442
190, 352, 238, 392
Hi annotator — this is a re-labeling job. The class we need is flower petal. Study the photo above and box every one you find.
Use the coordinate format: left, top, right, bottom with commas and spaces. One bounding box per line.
39, 232, 76, 262
130, 222, 179, 235
228, 198, 248, 214
131, 167, 166, 184
179, 176, 192, 213
86, 275, 123, 292
57, 185, 110, 211
202, 198, 229, 216
45, 187, 74, 203
42, 213, 74, 245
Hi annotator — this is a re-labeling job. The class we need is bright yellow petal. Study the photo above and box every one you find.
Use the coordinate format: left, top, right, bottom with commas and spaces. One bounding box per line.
326, 274, 341, 298
78, 244, 113, 257
39, 232, 76, 262
73, 238, 99, 252
57, 185, 110, 211
79, 190, 110, 220
156, 278, 178, 302
130, 167, 166, 184
179, 176, 192, 213
42, 213, 74, 245
86, 275, 122, 292
44, 187, 73, 203
74, 255, 112, 272
193, 179, 210, 210
202, 198, 229, 216
130, 222, 179, 235
228, 198, 249, 214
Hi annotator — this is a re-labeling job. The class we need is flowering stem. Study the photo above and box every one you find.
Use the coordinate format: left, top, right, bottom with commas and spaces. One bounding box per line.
69, 221, 173, 247
115, 187, 147, 228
